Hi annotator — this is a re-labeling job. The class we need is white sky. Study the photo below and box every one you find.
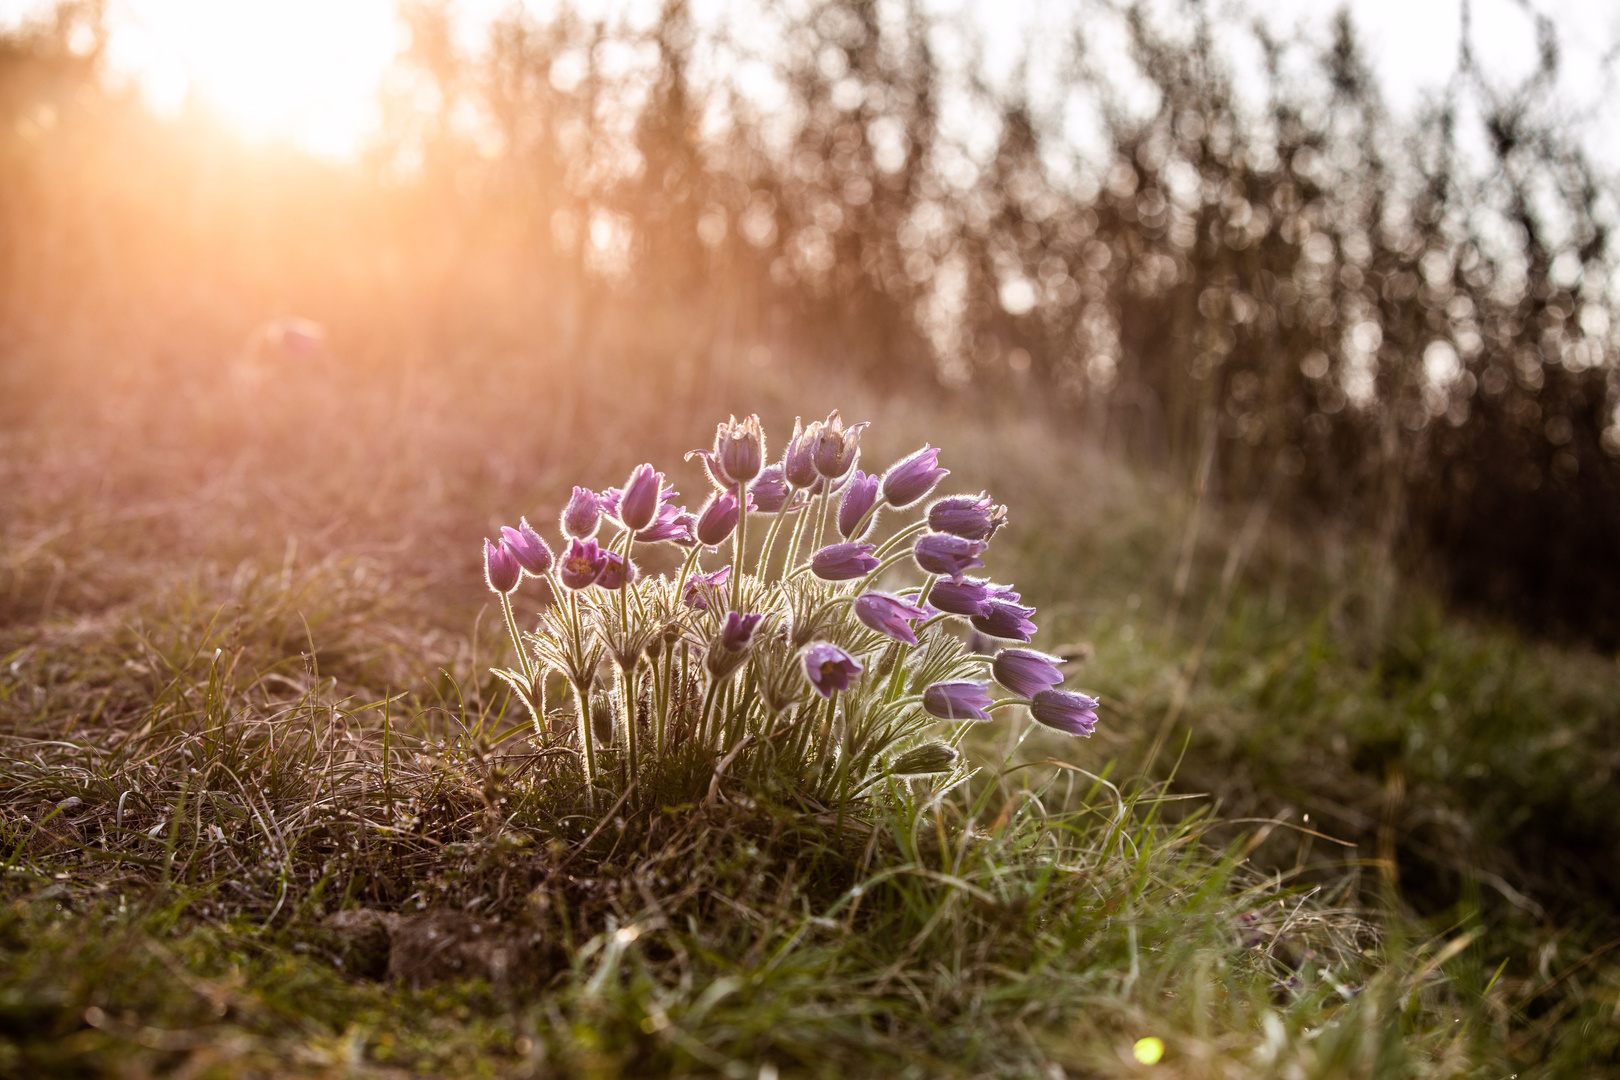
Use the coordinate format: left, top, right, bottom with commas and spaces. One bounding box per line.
1, 0, 1615, 166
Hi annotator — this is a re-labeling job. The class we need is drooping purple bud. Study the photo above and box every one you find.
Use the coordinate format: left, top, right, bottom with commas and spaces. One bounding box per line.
853, 591, 929, 645
782, 417, 820, 489
1029, 689, 1099, 736
838, 470, 881, 540
559, 537, 608, 590
802, 642, 863, 698
597, 488, 622, 520
714, 414, 766, 485
596, 550, 636, 590
484, 538, 521, 594
695, 490, 743, 547
927, 493, 1007, 542
992, 648, 1066, 698
752, 464, 791, 513
881, 446, 948, 508
912, 533, 987, 580
811, 542, 880, 581
618, 464, 662, 532
561, 486, 602, 539
636, 501, 696, 545
921, 681, 995, 721
682, 566, 731, 610
811, 410, 868, 481
971, 597, 1038, 642
500, 518, 555, 576
719, 611, 763, 652
928, 577, 994, 617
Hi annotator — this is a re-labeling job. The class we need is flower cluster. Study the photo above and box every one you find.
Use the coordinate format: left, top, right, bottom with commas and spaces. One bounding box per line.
480, 412, 1099, 808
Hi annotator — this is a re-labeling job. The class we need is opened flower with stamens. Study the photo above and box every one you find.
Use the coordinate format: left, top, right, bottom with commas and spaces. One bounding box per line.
803, 642, 862, 697
596, 551, 635, 590
560, 537, 608, 590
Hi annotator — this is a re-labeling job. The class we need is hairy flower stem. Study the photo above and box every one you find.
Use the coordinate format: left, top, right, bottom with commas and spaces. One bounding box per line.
755, 500, 795, 578
698, 678, 722, 752
498, 593, 533, 684
812, 482, 834, 555
881, 576, 937, 702
656, 645, 673, 756
730, 492, 747, 612
782, 489, 820, 578
871, 519, 929, 560
567, 590, 598, 810
621, 662, 640, 792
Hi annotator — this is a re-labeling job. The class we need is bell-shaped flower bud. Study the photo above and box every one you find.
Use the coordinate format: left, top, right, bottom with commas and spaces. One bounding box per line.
811, 410, 868, 481
559, 537, 608, 590
695, 489, 743, 547
618, 464, 662, 532
500, 518, 554, 577
719, 611, 763, 652
881, 446, 948, 508
484, 538, 521, 594
838, 470, 881, 540
890, 742, 960, 777
991, 648, 1066, 698
912, 533, 987, 580
752, 464, 791, 513
714, 414, 766, 485
782, 417, 821, 489
971, 597, 1038, 642
853, 591, 929, 645
802, 642, 862, 698
561, 486, 603, 539
1029, 689, 1099, 736
810, 542, 879, 581
927, 493, 1007, 542
921, 681, 994, 721
928, 577, 994, 617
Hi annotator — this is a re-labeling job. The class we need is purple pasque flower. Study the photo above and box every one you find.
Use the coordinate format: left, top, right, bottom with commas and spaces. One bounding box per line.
636, 498, 696, 545
618, 464, 663, 532
719, 611, 763, 652
921, 681, 995, 721
928, 577, 994, 617
881, 446, 948, 508
682, 566, 731, 610
802, 642, 863, 698
561, 486, 603, 539
811, 541, 880, 581
972, 597, 1038, 642
714, 414, 766, 485
782, 417, 820, 489
559, 537, 609, 590
811, 410, 869, 481
853, 591, 929, 645
695, 489, 749, 547
500, 518, 554, 576
927, 493, 1007, 542
752, 464, 791, 513
992, 648, 1066, 698
838, 470, 881, 539
596, 550, 636, 590
1030, 689, 1099, 737
913, 532, 987, 580
484, 538, 521, 594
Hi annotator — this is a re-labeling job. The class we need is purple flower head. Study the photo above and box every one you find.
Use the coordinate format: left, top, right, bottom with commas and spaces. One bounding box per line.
596, 550, 636, 591
484, 538, 521, 594
752, 464, 791, 513
811, 542, 880, 581
838, 470, 881, 540
695, 489, 747, 547
618, 464, 663, 532
559, 537, 608, 590
913, 533, 987, 580
927, 493, 1008, 542
853, 591, 929, 645
682, 566, 731, 610
928, 577, 994, 617
972, 597, 1038, 642
803, 642, 863, 698
636, 498, 696, 545
500, 518, 554, 576
1030, 689, 1099, 737
811, 410, 869, 481
720, 611, 763, 652
881, 446, 949, 508
992, 648, 1066, 698
782, 417, 820, 489
714, 414, 766, 485
561, 486, 603, 539
922, 681, 995, 721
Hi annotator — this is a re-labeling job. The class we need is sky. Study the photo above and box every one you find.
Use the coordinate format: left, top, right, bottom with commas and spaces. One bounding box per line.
1, 0, 1615, 165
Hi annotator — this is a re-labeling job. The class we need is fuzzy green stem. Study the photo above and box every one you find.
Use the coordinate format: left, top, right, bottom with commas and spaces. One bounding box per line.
730, 490, 747, 612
